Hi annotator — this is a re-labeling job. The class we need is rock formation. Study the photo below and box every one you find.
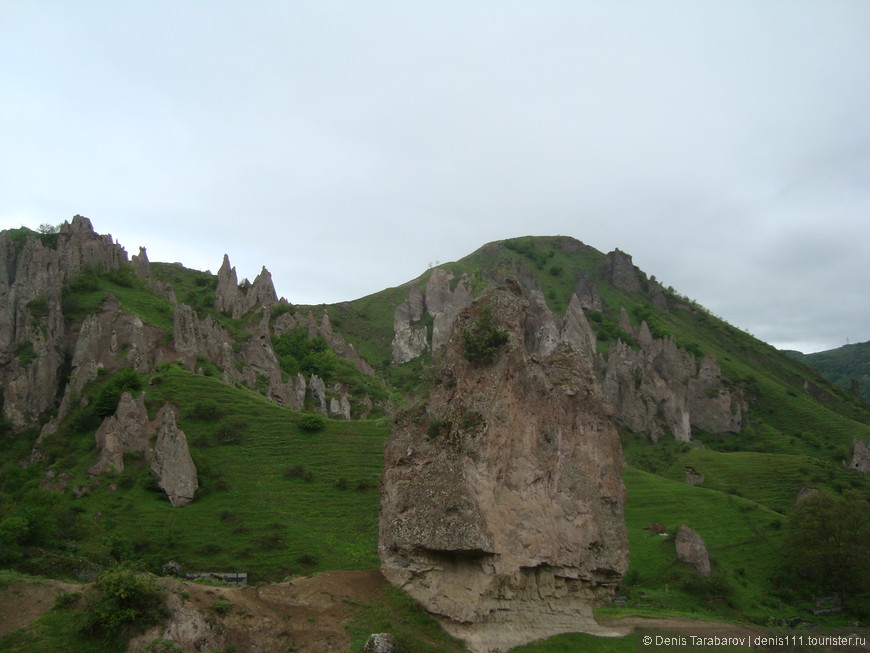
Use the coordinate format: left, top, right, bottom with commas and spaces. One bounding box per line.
674, 525, 712, 577
151, 405, 198, 508
0, 215, 128, 428
390, 269, 473, 364
87, 395, 198, 507
597, 321, 745, 442
88, 392, 151, 476
380, 288, 628, 653
848, 439, 870, 474
214, 254, 278, 319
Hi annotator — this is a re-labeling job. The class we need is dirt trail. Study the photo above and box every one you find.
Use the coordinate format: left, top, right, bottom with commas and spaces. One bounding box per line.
0, 578, 81, 638
3, 570, 781, 652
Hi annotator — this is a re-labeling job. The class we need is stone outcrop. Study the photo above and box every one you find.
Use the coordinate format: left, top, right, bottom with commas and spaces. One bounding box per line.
55, 296, 166, 422
847, 439, 870, 474
88, 392, 151, 476
380, 289, 628, 653
390, 269, 474, 364
364, 634, 397, 653
685, 466, 704, 487
0, 216, 129, 428
132, 246, 151, 277
151, 406, 198, 508
596, 321, 745, 442
674, 525, 712, 576
86, 395, 198, 507
214, 254, 278, 319
602, 249, 642, 294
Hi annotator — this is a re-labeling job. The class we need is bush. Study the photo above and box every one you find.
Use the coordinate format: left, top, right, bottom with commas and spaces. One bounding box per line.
81, 565, 167, 638
26, 295, 50, 320
185, 399, 225, 421
462, 307, 509, 364
782, 490, 870, 599
298, 413, 326, 433
214, 418, 247, 445
94, 368, 143, 418
13, 340, 36, 367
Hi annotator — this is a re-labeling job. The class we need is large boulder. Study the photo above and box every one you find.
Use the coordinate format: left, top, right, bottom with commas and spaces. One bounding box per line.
379, 288, 628, 653
675, 525, 712, 577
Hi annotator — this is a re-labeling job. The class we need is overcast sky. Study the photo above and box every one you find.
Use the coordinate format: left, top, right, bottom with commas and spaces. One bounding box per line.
2, 2, 868, 354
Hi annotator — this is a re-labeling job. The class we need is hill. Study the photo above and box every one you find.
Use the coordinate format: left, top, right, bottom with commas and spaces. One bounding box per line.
0, 220, 868, 651
787, 341, 870, 404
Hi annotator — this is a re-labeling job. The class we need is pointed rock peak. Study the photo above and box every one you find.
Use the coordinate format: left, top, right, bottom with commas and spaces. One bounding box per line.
618, 307, 635, 337
132, 247, 151, 277
320, 311, 333, 336
67, 214, 94, 233
603, 248, 642, 294
637, 320, 654, 347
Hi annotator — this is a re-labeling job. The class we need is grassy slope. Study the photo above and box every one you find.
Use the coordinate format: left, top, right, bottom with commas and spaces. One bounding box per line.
29, 365, 389, 583
792, 341, 870, 403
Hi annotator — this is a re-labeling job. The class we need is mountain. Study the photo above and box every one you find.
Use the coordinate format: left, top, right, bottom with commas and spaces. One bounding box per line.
787, 341, 870, 404
1, 217, 868, 651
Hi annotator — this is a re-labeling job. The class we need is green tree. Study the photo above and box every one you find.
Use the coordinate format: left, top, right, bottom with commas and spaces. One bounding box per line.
782, 490, 870, 599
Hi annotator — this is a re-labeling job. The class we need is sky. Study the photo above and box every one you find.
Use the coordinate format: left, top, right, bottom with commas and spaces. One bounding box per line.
1, 1, 868, 354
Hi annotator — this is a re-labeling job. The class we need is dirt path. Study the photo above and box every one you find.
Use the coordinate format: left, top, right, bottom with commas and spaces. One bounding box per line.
0, 578, 81, 638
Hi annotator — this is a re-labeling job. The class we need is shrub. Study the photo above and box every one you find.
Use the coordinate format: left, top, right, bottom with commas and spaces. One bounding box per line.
186, 399, 225, 421
26, 295, 50, 320
94, 368, 143, 418
81, 565, 167, 638
214, 418, 247, 445
283, 465, 314, 482
298, 413, 326, 433
462, 307, 509, 364
13, 340, 36, 367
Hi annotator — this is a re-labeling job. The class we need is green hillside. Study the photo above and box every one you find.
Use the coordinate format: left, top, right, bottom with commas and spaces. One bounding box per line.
789, 341, 870, 403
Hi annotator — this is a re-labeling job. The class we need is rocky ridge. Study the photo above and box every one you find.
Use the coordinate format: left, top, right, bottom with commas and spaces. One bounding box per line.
389, 246, 745, 443
380, 288, 628, 653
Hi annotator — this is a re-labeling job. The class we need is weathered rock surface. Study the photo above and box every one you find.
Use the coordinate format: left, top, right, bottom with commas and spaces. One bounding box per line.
88, 392, 151, 476
675, 525, 712, 576
0, 216, 129, 428
151, 405, 198, 508
85, 395, 198, 507
390, 269, 473, 364
364, 633, 397, 653
380, 289, 627, 653
596, 322, 745, 442
848, 439, 870, 474
602, 249, 643, 294
214, 254, 278, 319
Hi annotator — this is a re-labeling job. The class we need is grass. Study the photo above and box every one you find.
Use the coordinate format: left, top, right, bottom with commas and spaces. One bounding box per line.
346, 584, 467, 652
620, 466, 786, 622
53, 365, 391, 582
507, 632, 637, 653
659, 449, 869, 514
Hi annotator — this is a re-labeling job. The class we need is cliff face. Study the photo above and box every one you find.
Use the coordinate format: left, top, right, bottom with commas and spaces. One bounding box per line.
0, 216, 129, 428
379, 288, 628, 653
598, 318, 746, 442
